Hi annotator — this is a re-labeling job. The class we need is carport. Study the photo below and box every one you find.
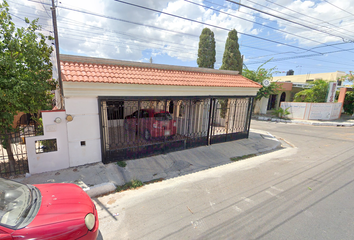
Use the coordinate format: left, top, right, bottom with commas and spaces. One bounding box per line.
60, 55, 261, 164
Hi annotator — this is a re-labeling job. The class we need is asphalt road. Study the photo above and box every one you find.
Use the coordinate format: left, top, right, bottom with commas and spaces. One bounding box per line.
95, 120, 354, 240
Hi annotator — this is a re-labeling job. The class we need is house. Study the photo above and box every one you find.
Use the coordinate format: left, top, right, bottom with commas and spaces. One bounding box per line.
270, 71, 346, 109
25, 54, 261, 174
255, 71, 347, 114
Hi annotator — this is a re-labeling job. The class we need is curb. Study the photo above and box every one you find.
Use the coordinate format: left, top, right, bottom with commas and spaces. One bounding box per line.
253, 116, 354, 127
83, 182, 116, 198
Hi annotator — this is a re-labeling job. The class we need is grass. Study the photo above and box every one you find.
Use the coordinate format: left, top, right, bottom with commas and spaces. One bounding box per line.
115, 178, 165, 193
116, 161, 127, 167
230, 154, 257, 162
116, 179, 144, 192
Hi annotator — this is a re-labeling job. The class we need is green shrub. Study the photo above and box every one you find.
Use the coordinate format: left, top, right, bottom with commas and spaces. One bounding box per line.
116, 161, 127, 167
116, 179, 143, 192
343, 91, 354, 115
272, 107, 290, 118
293, 80, 329, 103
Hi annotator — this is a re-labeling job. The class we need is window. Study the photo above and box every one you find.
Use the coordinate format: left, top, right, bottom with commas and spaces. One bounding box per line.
107, 101, 124, 120
35, 139, 57, 154
154, 112, 172, 121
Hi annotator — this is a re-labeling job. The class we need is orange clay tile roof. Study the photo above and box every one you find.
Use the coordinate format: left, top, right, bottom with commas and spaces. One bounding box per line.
60, 60, 261, 88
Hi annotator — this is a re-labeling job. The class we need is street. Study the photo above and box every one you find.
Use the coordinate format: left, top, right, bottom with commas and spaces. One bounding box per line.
95, 120, 354, 240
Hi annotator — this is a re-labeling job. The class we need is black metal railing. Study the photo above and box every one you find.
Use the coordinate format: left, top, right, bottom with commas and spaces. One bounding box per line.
99, 96, 254, 163
0, 124, 41, 177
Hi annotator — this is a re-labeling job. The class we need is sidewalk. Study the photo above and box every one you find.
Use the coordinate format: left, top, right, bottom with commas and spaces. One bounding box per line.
14, 129, 282, 197
253, 113, 354, 127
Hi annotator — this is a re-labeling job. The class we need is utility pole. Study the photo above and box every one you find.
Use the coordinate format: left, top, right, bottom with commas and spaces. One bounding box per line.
51, 0, 64, 109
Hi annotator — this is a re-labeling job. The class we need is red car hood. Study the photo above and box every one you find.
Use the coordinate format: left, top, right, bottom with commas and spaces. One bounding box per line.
27, 183, 94, 228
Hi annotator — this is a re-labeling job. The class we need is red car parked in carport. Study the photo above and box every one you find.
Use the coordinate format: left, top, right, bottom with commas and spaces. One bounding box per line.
0, 178, 99, 240
124, 109, 177, 140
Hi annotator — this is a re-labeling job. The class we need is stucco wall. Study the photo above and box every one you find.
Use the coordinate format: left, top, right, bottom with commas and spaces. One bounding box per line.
65, 97, 101, 167
280, 102, 342, 120
26, 111, 70, 174
273, 71, 346, 83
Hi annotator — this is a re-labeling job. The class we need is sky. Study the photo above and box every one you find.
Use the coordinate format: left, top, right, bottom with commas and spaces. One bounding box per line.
3, 0, 354, 79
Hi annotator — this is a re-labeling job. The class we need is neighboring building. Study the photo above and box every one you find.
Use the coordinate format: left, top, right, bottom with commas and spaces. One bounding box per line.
273, 71, 346, 84
266, 71, 347, 111
25, 54, 261, 174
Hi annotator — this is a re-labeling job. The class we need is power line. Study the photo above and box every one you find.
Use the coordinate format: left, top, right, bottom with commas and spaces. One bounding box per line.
226, 0, 351, 42
28, 0, 321, 54
186, 0, 354, 54
184, 0, 331, 47
112, 0, 322, 54
56, 13, 290, 54
246, 0, 354, 39
322, 0, 354, 18
247, 47, 354, 65
55, 16, 289, 56
9, 12, 52, 33
23, 0, 353, 70
28, 0, 342, 55
264, 0, 354, 38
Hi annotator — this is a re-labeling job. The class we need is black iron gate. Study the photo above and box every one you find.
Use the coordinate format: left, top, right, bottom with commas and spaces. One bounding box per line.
0, 120, 39, 177
99, 96, 254, 164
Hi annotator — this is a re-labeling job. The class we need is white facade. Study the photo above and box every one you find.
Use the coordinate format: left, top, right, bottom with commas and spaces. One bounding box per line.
280, 102, 342, 120
26, 111, 70, 174
65, 97, 101, 167
24, 54, 261, 174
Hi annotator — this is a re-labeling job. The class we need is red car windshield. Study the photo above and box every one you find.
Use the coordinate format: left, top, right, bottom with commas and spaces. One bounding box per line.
0, 178, 31, 228
154, 112, 172, 121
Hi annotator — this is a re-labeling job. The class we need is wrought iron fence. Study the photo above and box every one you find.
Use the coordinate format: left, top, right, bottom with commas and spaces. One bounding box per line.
99, 96, 254, 164
0, 124, 40, 177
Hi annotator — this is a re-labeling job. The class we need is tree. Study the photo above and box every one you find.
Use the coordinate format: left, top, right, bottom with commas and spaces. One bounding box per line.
0, 1, 56, 173
242, 60, 280, 101
197, 28, 216, 68
340, 71, 354, 83
218, 29, 243, 126
220, 29, 242, 74
342, 91, 354, 115
293, 79, 329, 103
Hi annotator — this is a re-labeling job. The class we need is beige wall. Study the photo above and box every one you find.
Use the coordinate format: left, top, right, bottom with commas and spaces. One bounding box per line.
273, 71, 346, 83
63, 82, 259, 98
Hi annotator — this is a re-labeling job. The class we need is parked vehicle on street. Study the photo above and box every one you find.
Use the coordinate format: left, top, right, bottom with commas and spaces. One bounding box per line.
0, 178, 99, 240
124, 109, 177, 140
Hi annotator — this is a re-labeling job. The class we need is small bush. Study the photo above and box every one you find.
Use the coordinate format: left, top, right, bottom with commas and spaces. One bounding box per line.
272, 107, 290, 119
116, 161, 127, 167
116, 179, 143, 192
343, 91, 354, 115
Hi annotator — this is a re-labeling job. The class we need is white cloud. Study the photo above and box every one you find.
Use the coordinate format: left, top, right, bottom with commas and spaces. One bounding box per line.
4, 0, 354, 73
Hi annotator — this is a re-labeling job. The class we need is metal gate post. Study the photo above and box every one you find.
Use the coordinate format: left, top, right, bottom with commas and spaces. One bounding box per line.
98, 98, 106, 163
137, 100, 141, 158
206, 98, 213, 145
186, 99, 192, 146
231, 98, 238, 134
246, 97, 254, 138
225, 98, 231, 141
163, 99, 167, 154
209, 98, 216, 145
